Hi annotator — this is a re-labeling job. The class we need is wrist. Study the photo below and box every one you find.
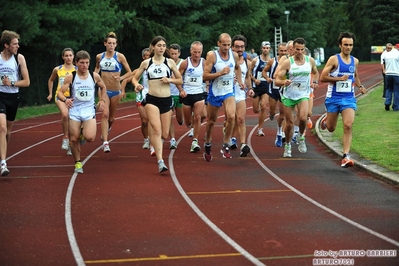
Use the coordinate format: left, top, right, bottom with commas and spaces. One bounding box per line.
313, 81, 318, 84
63, 97, 67, 103
359, 85, 364, 88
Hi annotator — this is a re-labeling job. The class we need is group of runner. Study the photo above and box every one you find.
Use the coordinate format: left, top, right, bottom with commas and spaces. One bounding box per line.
0, 30, 367, 176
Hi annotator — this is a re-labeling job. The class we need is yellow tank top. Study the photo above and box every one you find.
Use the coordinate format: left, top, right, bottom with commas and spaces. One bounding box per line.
55, 64, 77, 99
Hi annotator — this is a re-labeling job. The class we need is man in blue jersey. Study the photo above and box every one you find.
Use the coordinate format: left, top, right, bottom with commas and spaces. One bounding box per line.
319, 32, 367, 168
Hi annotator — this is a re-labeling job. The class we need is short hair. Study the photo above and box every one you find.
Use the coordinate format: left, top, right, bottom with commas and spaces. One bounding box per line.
62, 48, 74, 56
190, 41, 203, 48
141, 47, 150, 57
218, 33, 231, 42
293, 37, 306, 46
169, 43, 181, 52
278, 42, 287, 49
338, 32, 356, 45
104, 31, 117, 42
75, 50, 90, 62
1, 30, 20, 47
232, 35, 247, 46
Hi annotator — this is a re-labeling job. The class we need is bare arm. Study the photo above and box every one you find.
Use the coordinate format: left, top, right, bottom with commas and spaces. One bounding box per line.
93, 72, 107, 111
94, 53, 101, 73
118, 53, 132, 82
17, 54, 30, 87
354, 59, 367, 94
203, 51, 227, 81
320, 55, 348, 83
274, 59, 291, 87
262, 58, 274, 83
47, 67, 58, 101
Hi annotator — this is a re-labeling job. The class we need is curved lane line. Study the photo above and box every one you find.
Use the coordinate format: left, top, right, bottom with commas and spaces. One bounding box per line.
247, 126, 399, 248
168, 119, 265, 266
65, 126, 140, 266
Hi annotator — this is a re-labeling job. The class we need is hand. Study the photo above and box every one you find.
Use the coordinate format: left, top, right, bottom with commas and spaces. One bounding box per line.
340, 75, 349, 81
359, 86, 367, 94
160, 77, 170, 84
135, 84, 143, 92
47, 95, 52, 101
179, 90, 187, 98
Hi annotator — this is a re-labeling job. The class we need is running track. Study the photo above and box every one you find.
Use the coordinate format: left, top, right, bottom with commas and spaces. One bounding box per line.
1, 63, 398, 266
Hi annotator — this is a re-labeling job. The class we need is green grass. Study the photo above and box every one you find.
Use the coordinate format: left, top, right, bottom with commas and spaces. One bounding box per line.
332, 85, 399, 173
16, 91, 136, 120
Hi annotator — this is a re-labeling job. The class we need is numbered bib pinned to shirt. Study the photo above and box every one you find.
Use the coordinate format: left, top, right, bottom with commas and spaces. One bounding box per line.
75, 86, 94, 101
336, 80, 352, 92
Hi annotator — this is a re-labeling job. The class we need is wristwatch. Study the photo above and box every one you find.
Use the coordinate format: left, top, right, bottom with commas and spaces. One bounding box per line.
11, 81, 15, 87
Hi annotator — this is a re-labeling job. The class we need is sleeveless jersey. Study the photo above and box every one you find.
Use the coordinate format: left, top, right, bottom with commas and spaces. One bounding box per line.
70, 72, 96, 109
182, 57, 205, 94
0, 54, 19, 93
170, 58, 183, 96
99, 52, 122, 72
326, 54, 356, 99
269, 57, 280, 93
136, 70, 149, 102
56, 65, 77, 97
281, 55, 311, 100
252, 55, 269, 90
146, 57, 171, 80
209, 49, 235, 97
234, 59, 248, 101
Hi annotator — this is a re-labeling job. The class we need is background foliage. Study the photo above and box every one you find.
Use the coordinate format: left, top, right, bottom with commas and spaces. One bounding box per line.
0, 0, 397, 107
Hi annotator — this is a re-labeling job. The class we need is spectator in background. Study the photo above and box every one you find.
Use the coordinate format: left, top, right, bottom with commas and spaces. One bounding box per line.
248, 48, 258, 60
381, 42, 399, 111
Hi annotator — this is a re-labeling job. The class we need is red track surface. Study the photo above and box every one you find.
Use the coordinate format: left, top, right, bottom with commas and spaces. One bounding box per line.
1, 63, 398, 266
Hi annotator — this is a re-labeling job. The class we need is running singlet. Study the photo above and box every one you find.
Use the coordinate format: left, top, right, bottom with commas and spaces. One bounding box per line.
146, 57, 171, 80
136, 70, 149, 103
209, 49, 235, 97
282, 55, 311, 100
170, 59, 183, 96
269, 57, 280, 93
326, 54, 355, 99
252, 55, 269, 90
71, 72, 96, 108
0, 55, 19, 93
234, 59, 248, 101
56, 65, 77, 98
182, 57, 205, 94
99, 52, 122, 72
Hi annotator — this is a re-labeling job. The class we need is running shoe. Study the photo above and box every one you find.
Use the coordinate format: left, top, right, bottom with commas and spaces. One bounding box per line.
103, 142, 111, 153
74, 162, 83, 173
283, 144, 292, 158
190, 140, 201, 153
320, 116, 327, 130
142, 139, 150, 149
291, 132, 299, 144
61, 138, 69, 150
67, 146, 72, 156
256, 128, 265, 136
188, 128, 194, 137
220, 144, 232, 159
150, 146, 156, 156
240, 143, 250, 157
230, 137, 237, 150
341, 155, 354, 168
298, 135, 307, 153
203, 144, 212, 162
275, 134, 283, 147
169, 139, 177, 149
1, 164, 10, 177
79, 128, 86, 146
158, 160, 168, 173
307, 117, 313, 129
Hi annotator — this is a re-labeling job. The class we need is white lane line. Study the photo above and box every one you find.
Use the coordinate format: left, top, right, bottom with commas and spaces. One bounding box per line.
65, 126, 140, 266
168, 117, 265, 266
247, 126, 399, 248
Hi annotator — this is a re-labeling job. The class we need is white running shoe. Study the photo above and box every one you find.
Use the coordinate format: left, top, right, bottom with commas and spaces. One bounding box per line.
257, 128, 265, 136
103, 142, 111, 153
1, 163, 10, 176
142, 139, 150, 149
61, 138, 69, 150
169, 139, 177, 149
298, 136, 307, 153
188, 128, 194, 137
283, 144, 292, 158
190, 140, 201, 153
150, 146, 156, 156
67, 146, 72, 156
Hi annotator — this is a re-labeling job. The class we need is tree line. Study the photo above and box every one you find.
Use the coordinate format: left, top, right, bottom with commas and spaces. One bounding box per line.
1, 0, 397, 107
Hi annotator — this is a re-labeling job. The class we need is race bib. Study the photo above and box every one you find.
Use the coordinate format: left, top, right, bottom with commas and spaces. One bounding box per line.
336, 80, 352, 92
217, 77, 233, 89
185, 75, 202, 86
75, 86, 94, 101
291, 82, 307, 91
